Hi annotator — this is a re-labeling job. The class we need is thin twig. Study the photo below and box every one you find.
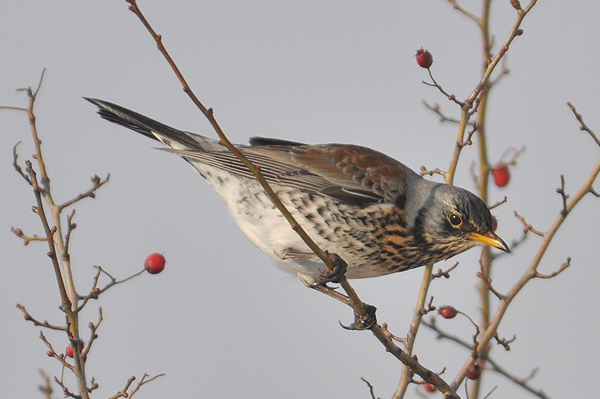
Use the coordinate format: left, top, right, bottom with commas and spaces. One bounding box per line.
476, 261, 505, 301
446, 0, 480, 22
423, 69, 464, 107
12, 142, 32, 185
567, 102, 600, 148
39, 332, 74, 371
16, 304, 67, 331
423, 319, 551, 399
420, 166, 447, 179
360, 377, 379, 399
58, 174, 110, 210
82, 307, 103, 359
11, 226, 48, 244
431, 262, 459, 279
556, 175, 569, 216
38, 370, 54, 399
77, 266, 145, 312
423, 101, 476, 127
534, 258, 571, 279
514, 211, 545, 237
488, 196, 507, 210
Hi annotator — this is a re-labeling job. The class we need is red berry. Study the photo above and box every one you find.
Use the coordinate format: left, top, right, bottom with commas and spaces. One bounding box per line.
66, 339, 85, 358
491, 216, 498, 232
466, 363, 481, 380
491, 163, 510, 187
423, 383, 437, 393
416, 48, 433, 69
439, 306, 457, 319
144, 253, 166, 274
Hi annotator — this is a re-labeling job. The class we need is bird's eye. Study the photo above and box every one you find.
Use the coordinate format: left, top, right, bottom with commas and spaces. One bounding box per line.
449, 212, 463, 227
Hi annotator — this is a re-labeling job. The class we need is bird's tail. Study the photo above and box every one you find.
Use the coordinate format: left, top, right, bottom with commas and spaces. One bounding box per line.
85, 97, 212, 150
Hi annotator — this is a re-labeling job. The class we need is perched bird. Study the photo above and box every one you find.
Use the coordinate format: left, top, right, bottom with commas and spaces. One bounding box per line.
86, 98, 509, 281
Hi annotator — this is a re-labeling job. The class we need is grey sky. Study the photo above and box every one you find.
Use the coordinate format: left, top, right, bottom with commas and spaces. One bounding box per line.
2, 2, 599, 398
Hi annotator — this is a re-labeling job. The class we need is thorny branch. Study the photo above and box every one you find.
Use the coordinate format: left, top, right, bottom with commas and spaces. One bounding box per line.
534, 258, 571, 279
6, 70, 161, 397
567, 102, 600, 148
431, 262, 459, 279
514, 211, 545, 237
445, 0, 539, 186
360, 377, 379, 399
423, 318, 550, 399
39, 332, 74, 371
77, 266, 145, 312
58, 174, 110, 211
451, 102, 600, 390
11, 226, 48, 244
12, 142, 32, 185
423, 101, 476, 127
17, 304, 68, 331
108, 373, 166, 399
38, 370, 53, 399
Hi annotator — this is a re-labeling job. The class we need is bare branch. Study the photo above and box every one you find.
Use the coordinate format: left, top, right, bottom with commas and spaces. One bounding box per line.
534, 258, 571, 279
381, 323, 405, 343
488, 196, 507, 210
420, 166, 447, 179
493, 333, 516, 351
514, 211, 545, 237
109, 373, 166, 399
38, 370, 54, 399
567, 102, 600, 148
446, 0, 480, 22
39, 331, 74, 371
16, 304, 67, 331
77, 266, 145, 312
423, 68, 465, 107
82, 308, 103, 359
500, 146, 526, 166
12, 142, 32, 185
360, 377, 379, 399
432, 262, 459, 279
556, 175, 569, 216
476, 261, 505, 301
54, 378, 80, 399
423, 319, 551, 399
11, 226, 48, 245
423, 101, 475, 127
58, 174, 110, 210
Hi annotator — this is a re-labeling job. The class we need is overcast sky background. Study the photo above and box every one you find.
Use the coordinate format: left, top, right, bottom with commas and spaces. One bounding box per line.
2, 1, 600, 398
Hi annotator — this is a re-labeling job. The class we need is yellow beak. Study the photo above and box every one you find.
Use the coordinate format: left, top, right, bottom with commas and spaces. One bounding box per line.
468, 232, 510, 253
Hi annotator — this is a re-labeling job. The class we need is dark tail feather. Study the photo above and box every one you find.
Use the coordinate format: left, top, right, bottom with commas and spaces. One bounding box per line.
85, 97, 201, 148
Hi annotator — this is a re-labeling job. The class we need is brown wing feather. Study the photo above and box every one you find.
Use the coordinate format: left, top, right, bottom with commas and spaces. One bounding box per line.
172, 142, 412, 207
246, 143, 411, 204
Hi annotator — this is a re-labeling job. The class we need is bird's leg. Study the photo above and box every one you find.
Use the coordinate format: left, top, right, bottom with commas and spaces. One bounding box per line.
297, 253, 377, 330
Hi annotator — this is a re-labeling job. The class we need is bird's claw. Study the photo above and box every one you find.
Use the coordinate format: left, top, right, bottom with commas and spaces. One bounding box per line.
314, 252, 348, 285
339, 304, 377, 331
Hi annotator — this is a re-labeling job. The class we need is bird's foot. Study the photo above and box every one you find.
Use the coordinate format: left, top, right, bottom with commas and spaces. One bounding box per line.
340, 304, 377, 331
314, 252, 347, 285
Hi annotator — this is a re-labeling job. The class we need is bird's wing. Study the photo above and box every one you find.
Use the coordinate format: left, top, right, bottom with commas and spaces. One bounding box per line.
175, 139, 411, 207
85, 97, 410, 206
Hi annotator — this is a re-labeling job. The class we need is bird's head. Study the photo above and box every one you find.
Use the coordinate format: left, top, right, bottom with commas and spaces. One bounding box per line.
411, 183, 509, 261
